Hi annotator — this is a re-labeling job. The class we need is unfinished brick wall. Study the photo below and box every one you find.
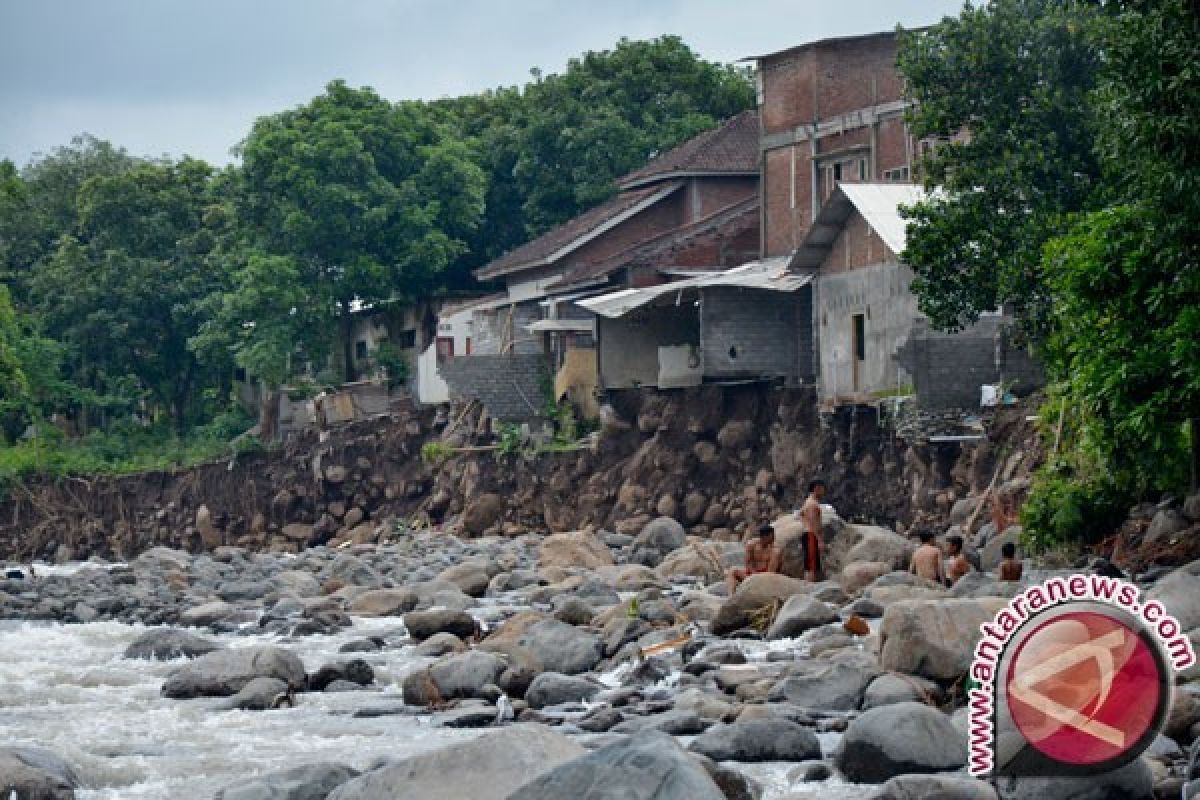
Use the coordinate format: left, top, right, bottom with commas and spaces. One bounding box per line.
439, 353, 550, 421
700, 286, 813, 384
895, 317, 1045, 410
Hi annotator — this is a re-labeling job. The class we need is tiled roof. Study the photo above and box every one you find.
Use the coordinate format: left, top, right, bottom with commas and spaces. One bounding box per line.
552, 195, 760, 291
616, 110, 760, 189
474, 182, 683, 281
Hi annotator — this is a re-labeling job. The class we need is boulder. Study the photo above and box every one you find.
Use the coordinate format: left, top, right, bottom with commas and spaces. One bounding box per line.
871, 775, 997, 800
525, 673, 600, 709
402, 609, 477, 641
217, 676, 290, 711
538, 531, 614, 570
711, 573, 808, 635
1185, 493, 1200, 523
309, 659, 373, 691
768, 660, 878, 711
844, 528, 915, 571
688, 718, 821, 762
766, 595, 839, 640
325, 554, 384, 589
413, 632, 467, 658
516, 619, 604, 675
326, 725, 583, 800
464, 493, 505, 535
632, 517, 686, 560
996, 758, 1153, 799
879, 598, 1007, 681
161, 646, 307, 698
862, 673, 941, 710
656, 544, 727, 582
836, 702, 966, 783
123, 628, 222, 660
841, 561, 892, 595
180, 600, 236, 627
438, 563, 492, 598
1146, 509, 1190, 546
349, 589, 418, 617
1147, 570, 1200, 632
981, 527, 1022, 571
215, 763, 360, 800
0, 746, 79, 800
506, 730, 725, 800
717, 420, 756, 452
401, 650, 507, 705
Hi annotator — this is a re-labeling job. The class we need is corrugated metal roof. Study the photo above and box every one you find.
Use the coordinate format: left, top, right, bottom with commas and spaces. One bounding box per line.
525, 319, 595, 333
837, 183, 925, 255
578, 257, 810, 319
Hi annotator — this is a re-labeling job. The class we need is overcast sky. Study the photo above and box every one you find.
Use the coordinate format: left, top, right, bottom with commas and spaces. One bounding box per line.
0, 0, 965, 167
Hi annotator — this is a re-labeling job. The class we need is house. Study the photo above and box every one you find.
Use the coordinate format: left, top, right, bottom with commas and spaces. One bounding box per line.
790, 182, 1041, 407
439, 110, 764, 420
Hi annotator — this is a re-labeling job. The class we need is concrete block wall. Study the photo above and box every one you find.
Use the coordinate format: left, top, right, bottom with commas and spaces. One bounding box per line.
700, 287, 812, 383
471, 301, 542, 356
895, 316, 1044, 410
439, 353, 549, 421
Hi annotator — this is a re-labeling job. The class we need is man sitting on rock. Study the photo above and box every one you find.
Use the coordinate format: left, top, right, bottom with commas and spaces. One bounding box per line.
727, 524, 782, 594
998, 541, 1023, 581
909, 530, 946, 585
946, 534, 972, 585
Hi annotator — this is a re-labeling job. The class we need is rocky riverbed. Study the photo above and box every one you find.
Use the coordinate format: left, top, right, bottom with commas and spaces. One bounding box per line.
3, 509, 1200, 799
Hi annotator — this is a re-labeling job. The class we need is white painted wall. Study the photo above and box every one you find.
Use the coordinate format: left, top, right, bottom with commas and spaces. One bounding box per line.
417, 306, 474, 405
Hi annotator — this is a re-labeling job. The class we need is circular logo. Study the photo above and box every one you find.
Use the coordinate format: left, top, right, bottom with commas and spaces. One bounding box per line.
1005, 609, 1168, 769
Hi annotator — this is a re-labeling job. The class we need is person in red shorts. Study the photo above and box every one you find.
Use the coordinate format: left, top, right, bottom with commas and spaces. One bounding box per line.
726, 524, 782, 594
799, 479, 827, 581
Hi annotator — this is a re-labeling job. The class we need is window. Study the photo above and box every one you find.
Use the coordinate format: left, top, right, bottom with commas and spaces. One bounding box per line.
398, 329, 417, 349
853, 314, 866, 362
465, 338, 472, 355
436, 336, 454, 363
354, 340, 368, 361
858, 158, 868, 181
883, 166, 911, 183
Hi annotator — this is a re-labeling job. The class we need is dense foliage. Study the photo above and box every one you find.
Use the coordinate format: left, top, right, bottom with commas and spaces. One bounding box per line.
902, 0, 1200, 546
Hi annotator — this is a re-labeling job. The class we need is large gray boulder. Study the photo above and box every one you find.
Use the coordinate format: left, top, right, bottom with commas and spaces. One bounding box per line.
216, 676, 290, 711
996, 758, 1153, 800
516, 619, 604, 675
161, 646, 307, 698
632, 517, 686, 565
525, 673, 600, 709
766, 595, 839, 639
506, 730, 725, 800
768, 660, 878, 711
327, 725, 583, 800
402, 650, 507, 705
402, 609, 477, 641
1147, 570, 1200, 632
349, 589, 418, 617
871, 775, 997, 799
0, 746, 79, 800
688, 718, 821, 762
215, 763, 360, 800
711, 573, 808, 635
836, 702, 966, 783
180, 600, 237, 627
124, 628, 223, 660
879, 598, 1007, 681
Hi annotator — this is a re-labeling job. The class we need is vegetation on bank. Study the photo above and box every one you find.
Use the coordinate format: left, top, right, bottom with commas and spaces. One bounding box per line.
899, 0, 1199, 548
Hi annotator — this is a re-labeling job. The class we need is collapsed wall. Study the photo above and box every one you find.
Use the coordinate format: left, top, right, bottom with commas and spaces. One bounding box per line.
0, 384, 1040, 562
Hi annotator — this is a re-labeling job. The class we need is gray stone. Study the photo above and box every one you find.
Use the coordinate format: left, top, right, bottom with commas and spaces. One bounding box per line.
402, 650, 507, 705
0, 746, 79, 800
862, 673, 941, 710
162, 646, 307, 698
871, 774, 998, 800
215, 763, 360, 800
327, 724, 583, 800
413, 632, 467, 657
1184, 493, 1200, 523
1147, 570, 1200, 632
633, 517, 686, 561
765, 595, 839, 639
217, 677, 290, 711
688, 717, 821, 763
309, 659, 373, 690
836, 702, 966, 783
525, 673, 600, 709
123, 628, 223, 660
403, 609, 477, 641
879, 598, 1007, 681
1146, 509, 1189, 545
516, 619, 604, 675
506, 730, 725, 800
180, 600, 237, 627
996, 757, 1153, 800
768, 661, 877, 711
349, 589, 418, 617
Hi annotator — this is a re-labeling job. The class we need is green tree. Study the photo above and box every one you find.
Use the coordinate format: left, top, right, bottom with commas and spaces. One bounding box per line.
1042, 0, 1200, 491
33, 157, 233, 432
235, 81, 486, 383
898, 1, 1103, 334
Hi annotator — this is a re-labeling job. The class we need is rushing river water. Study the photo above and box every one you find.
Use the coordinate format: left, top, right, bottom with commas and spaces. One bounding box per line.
0, 564, 869, 799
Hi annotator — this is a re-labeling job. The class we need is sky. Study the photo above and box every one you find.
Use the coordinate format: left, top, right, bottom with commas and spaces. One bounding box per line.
0, 0, 965, 168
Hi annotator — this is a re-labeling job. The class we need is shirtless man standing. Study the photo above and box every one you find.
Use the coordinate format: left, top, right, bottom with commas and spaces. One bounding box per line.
727, 525, 782, 594
946, 534, 972, 585
799, 480, 826, 582
910, 530, 946, 585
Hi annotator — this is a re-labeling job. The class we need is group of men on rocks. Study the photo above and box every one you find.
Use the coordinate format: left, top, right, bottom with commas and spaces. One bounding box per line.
727, 479, 1023, 593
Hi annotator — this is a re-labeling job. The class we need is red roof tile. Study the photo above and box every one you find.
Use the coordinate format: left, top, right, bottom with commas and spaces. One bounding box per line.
616, 110, 760, 190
